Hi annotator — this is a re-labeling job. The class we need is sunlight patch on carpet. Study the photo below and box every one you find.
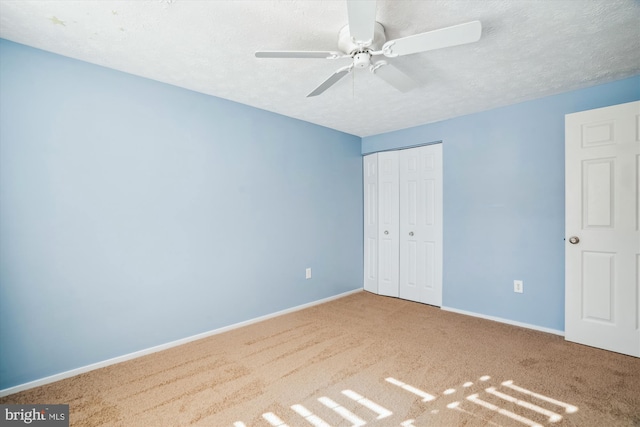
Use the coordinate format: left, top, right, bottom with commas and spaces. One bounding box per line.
262, 411, 289, 426
341, 389, 392, 419
447, 401, 504, 427
234, 375, 579, 427
467, 393, 544, 427
318, 396, 367, 426
501, 380, 579, 414
385, 377, 435, 401
290, 404, 331, 427
486, 387, 563, 422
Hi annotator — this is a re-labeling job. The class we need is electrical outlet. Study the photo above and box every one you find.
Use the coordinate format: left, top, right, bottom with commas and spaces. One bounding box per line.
514, 280, 523, 293
306, 268, 312, 279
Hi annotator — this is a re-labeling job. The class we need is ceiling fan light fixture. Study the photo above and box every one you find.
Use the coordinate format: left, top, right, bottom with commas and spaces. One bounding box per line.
353, 52, 371, 68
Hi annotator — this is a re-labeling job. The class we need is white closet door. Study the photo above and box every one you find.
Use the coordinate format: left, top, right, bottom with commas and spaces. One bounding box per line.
363, 153, 378, 293
399, 144, 443, 306
377, 151, 400, 297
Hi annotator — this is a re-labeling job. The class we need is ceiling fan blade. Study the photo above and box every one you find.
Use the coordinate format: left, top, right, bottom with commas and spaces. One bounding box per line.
346, 0, 377, 44
255, 51, 344, 59
383, 20, 482, 57
307, 65, 353, 97
372, 62, 418, 93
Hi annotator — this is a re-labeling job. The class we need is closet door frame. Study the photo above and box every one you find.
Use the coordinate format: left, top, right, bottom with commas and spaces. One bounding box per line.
363, 143, 443, 306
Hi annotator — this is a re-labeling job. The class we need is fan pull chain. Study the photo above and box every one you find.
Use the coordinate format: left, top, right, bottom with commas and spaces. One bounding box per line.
352, 69, 355, 98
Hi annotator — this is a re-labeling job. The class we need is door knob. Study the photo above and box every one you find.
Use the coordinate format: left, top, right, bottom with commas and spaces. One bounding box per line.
409, 231, 414, 236
569, 236, 580, 244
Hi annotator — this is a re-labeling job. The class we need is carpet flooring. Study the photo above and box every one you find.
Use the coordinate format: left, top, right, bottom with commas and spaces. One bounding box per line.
2, 291, 639, 426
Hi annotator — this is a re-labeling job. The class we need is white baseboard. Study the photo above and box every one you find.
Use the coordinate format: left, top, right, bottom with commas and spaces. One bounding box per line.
0, 288, 362, 398
441, 306, 564, 336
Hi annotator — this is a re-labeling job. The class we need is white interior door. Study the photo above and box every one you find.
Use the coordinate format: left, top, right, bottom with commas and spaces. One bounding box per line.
377, 151, 400, 297
399, 144, 443, 306
565, 101, 640, 357
363, 154, 378, 293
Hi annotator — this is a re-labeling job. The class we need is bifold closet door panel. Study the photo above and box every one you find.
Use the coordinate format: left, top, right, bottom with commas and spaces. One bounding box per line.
377, 151, 400, 297
363, 153, 378, 293
399, 144, 443, 306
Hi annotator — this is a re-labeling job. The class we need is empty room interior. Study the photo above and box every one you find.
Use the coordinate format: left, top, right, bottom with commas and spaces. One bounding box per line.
0, 1, 639, 426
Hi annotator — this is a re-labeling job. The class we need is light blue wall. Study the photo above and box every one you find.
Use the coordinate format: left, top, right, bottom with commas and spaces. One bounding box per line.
363, 75, 640, 332
0, 40, 363, 390
2, 36, 638, 391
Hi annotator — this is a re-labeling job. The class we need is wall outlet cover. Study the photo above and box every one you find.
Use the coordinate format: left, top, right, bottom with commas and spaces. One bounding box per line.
514, 280, 524, 293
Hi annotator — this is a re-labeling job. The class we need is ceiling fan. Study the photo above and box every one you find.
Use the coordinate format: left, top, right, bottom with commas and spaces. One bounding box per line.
254, 1, 482, 97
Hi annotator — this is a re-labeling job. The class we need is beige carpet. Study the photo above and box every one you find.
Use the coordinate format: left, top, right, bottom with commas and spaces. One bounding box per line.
2, 291, 639, 426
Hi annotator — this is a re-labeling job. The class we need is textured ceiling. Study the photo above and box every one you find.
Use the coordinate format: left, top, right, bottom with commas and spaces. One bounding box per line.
1, 0, 639, 137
